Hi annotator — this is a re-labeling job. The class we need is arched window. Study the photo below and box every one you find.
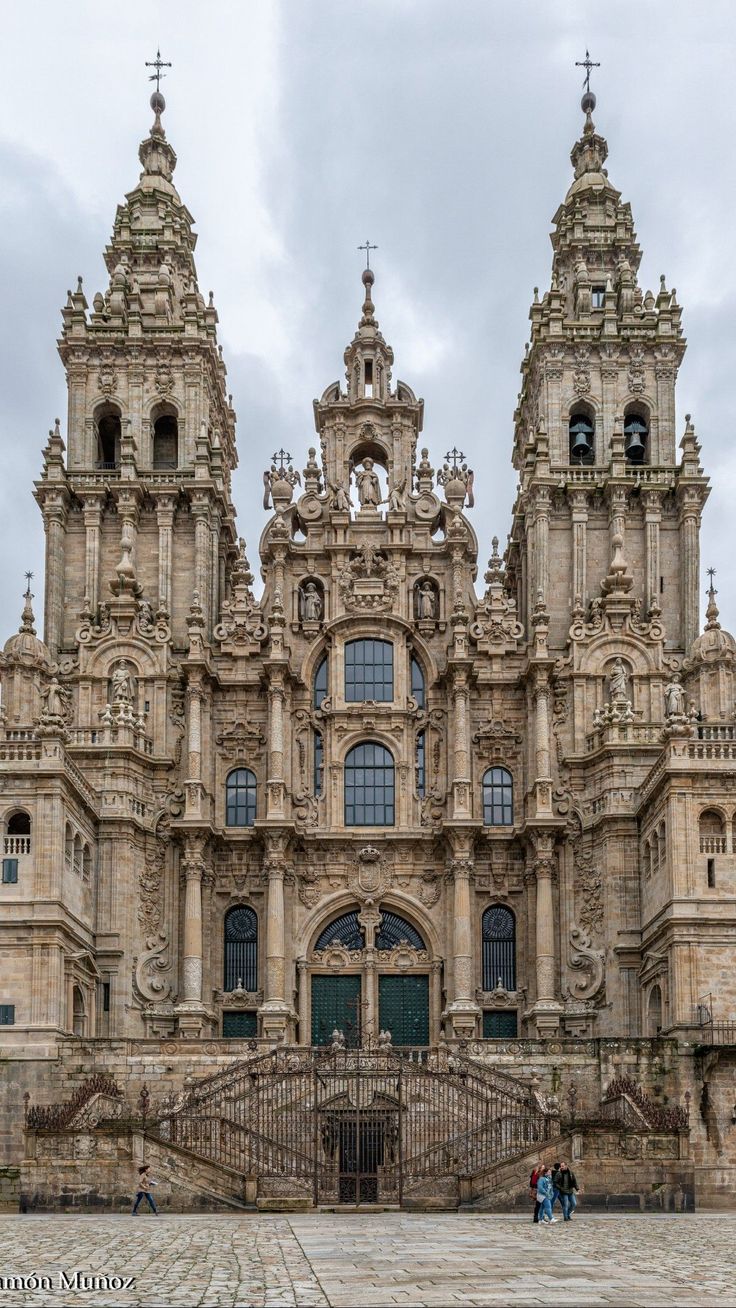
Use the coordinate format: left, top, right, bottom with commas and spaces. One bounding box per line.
648, 983, 663, 1036
64, 824, 73, 870
224, 906, 258, 991
5, 811, 31, 856
96, 408, 121, 468
376, 910, 425, 951
482, 767, 513, 826
72, 985, 86, 1037
313, 654, 328, 709
73, 833, 82, 876
225, 768, 257, 827
699, 809, 726, 854
482, 906, 516, 991
624, 409, 649, 464
82, 844, 92, 882
345, 639, 393, 703
152, 411, 178, 469
569, 411, 594, 465
411, 655, 425, 708
344, 741, 395, 826
315, 910, 365, 951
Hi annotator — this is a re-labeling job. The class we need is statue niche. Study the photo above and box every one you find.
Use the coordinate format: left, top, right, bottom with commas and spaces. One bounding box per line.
414, 577, 439, 631
298, 578, 325, 631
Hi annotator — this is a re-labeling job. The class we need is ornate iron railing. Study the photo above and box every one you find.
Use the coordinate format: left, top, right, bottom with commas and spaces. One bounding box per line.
147, 1046, 556, 1204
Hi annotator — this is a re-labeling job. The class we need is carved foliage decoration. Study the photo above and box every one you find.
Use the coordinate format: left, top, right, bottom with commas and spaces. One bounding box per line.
215, 721, 266, 759
337, 545, 400, 613
568, 925, 605, 1002
133, 931, 174, 1004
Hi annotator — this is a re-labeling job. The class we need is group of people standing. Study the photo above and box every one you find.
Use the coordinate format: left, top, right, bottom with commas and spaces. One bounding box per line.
530, 1160, 579, 1224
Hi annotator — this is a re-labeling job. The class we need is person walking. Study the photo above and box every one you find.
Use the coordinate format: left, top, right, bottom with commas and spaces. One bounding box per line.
131, 1163, 158, 1215
529, 1161, 543, 1223
555, 1160, 579, 1220
550, 1158, 562, 1214
536, 1166, 557, 1224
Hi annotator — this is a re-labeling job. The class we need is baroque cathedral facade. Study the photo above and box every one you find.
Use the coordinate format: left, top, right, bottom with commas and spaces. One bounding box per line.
1, 80, 736, 1189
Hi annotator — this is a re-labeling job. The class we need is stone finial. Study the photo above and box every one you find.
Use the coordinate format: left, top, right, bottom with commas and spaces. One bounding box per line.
19, 575, 36, 635
705, 569, 720, 630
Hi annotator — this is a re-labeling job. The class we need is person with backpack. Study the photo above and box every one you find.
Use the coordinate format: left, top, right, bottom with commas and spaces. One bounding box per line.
536, 1166, 557, 1224
131, 1163, 158, 1215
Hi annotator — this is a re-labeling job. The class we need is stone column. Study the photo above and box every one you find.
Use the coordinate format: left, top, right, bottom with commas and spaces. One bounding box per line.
182, 860, 204, 1004
570, 490, 588, 607
359, 906, 381, 1044
533, 487, 551, 606
445, 858, 479, 1037
193, 497, 211, 631
643, 491, 662, 613
431, 960, 443, 1044
259, 844, 295, 1041
266, 670, 287, 819
43, 499, 67, 657
82, 497, 103, 612
528, 842, 563, 1036
297, 958, 309, 1045
680, 490, 701, 651
532, 670, 553, 817
156, 495, 176, 613
450, 667, 472, 819
184, 678, 205, 819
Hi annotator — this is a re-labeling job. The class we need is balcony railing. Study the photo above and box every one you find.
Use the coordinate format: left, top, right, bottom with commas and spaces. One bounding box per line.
4, 836, 30, 855
699, 836, 727, 854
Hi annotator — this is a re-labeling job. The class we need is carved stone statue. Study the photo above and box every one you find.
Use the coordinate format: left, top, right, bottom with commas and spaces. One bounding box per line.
417, 581, 437, 621
664, 674, 686, 719
41, 675, 67, 722
111, 660, 136, 706
355, 457, 381, 509
385, 477, 407, 512
330, 1028, 346, 1051
328, 480, 353, 512
301, 581, 322, 624
609, 657, 629, 703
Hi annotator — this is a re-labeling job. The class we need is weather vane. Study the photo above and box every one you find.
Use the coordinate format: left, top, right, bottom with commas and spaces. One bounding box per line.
575, 48, 600, 95
707, 566, 717, 592
145, 48, 172, 94
358, 240, 378, 270
24, 571, 33, 588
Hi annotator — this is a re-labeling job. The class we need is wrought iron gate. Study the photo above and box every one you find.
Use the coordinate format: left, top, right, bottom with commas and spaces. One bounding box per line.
150, 1046, 554, 1207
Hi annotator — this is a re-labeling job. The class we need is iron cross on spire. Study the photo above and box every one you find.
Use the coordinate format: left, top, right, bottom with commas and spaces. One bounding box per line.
575, 48, 600, 94
358, 240, 378, 270
145, 47, 172, 93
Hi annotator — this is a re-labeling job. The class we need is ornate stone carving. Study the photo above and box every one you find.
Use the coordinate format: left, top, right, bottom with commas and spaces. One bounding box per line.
349, 844, 393, 905
337, 545, 400, 613
215, 721, 266, 759
214, 541, 268, 654
568, 925, 605, 1002
133, 931, 174, 1004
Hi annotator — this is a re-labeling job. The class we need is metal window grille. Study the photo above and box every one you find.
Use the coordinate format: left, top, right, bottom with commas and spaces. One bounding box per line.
0, 1005, 15, 1025
224, 906, 258, 991
344, 741, 395, 826
315, 911, 365, 952
375, 910, 425, 951
225, 768, 257, 827
222, 1010, 257, 1038
482, 767, 513, 826
483, 1009, 518, 1038
2, 859, 18, 884
482, 905, 516, 991
314, 654, 329, 709
411, 655, 425, 708
345, 640, 393, 703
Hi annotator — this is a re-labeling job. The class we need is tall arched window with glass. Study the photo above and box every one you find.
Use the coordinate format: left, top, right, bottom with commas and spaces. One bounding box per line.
482, 906, 516, 991
344, 742, 395, 826
482, 767, 513, 826
411, 655, 425, 709
313, 654, 328, 709
345, 639, 393, 702
224, 906, 258, 991
314, 731, 323, 797
225, 768, 257, 827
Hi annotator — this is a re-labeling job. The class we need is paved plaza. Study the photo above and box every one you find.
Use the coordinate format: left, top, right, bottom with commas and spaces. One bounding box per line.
0, 1212, 732, 1307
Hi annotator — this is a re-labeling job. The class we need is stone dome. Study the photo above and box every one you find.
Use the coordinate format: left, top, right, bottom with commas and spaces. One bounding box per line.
2, 587, 52, 671
688, 583, 736, 664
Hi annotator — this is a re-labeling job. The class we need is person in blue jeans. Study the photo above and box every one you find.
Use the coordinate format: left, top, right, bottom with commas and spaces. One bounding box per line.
536, 1166, 557, 1224
553, 1161, 579, 1220
131, 1164, 158, 1214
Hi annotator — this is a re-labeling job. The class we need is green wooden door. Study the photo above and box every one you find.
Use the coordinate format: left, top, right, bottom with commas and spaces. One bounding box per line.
311, 974, 362, 1046
378, 975, 429, 1046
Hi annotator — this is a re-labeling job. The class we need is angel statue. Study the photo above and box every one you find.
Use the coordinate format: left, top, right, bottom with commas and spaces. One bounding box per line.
385, 477, 407, 512
328, 480, 353, 512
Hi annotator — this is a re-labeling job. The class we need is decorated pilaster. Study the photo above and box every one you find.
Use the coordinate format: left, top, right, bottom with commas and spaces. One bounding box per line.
259, 833, 296, 1041
527, 835, 563, 1036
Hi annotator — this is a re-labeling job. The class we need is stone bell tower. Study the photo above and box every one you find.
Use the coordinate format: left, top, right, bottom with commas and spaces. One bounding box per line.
35, 83, 238, 656
506, 76, 710, 1037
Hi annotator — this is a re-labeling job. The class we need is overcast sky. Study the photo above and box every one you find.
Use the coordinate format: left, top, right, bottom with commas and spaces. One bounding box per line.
2, 0, 735, 643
